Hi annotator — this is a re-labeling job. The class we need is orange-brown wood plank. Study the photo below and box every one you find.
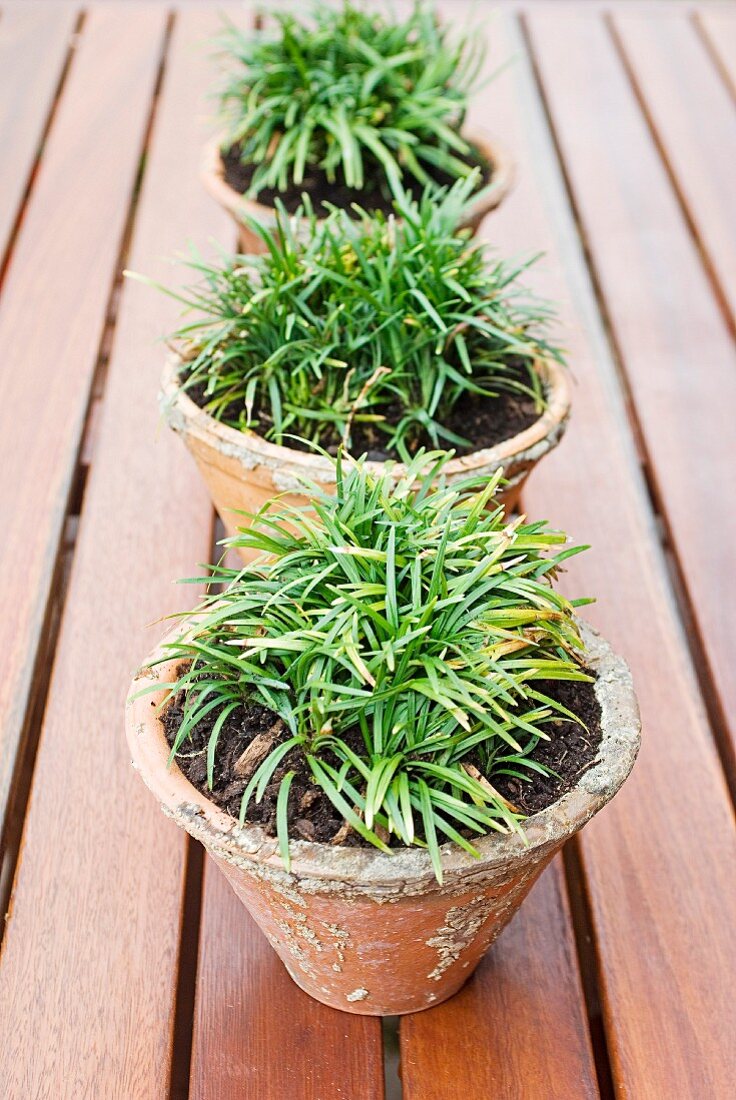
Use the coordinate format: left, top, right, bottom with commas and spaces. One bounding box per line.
502, 11, 736, 1096
0, 5, 166, 849
399, 8, 598, 1098
697, 8, 736, 99
402, 7, 736, 1097
0, 10, 228, 1098
187, 11, 385, 1097
192, 857, 385, 1100
528, 10, 736, 789
401, 863, 598, 1100
0, 2, 77, 266
612, 11, 736, 328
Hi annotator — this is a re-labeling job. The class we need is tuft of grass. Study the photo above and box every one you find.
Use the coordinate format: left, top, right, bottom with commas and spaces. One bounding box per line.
159, 178, 564, 461
216, 0, 487, 200
148, 452, 592, 882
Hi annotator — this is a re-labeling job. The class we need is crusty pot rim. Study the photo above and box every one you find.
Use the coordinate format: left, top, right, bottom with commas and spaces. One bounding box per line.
160, 352, 571, 488
201, 126, 515, 230
126, 619, 640, 889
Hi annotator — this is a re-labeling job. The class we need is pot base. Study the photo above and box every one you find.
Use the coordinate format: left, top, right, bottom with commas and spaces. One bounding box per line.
126, 623, 640, 1020
279, 954, 473, 1017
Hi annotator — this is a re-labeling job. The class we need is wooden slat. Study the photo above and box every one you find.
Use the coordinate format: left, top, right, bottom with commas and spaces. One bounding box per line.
612, 11, 736, 328
0, 2, 77, 267
188, 12, 385, 1097
527, 11, 736, 787
397, 4, 736, 1096
398, 7, 599, 1098
192, 858, 385, 1100
401, 864, 598, 1099
494, 10, 736, 1097
0, 10, 227, 1098
697, 8, 736, 100
0, 5, 166, 849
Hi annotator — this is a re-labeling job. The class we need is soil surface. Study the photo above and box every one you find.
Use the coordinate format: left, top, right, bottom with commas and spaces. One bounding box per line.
221, 142, 493, 217
348, 384, 541, 461
164, 674, 602, 847
491, 678, 602, 815
186, 364, 543, 460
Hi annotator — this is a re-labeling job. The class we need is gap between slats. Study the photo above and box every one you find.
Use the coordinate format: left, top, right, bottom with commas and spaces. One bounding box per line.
526, 10, 736, 806
602, 11, 736, 799
0, 12, 174, 938
169, 515, 221, 1100
608, 13, 736, 335
0, 8, 82, 288
562, 841, 615, 1100
520, 10, 736, 1096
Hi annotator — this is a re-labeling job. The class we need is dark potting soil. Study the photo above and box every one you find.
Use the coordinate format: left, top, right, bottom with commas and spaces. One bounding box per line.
348, 384, 541, 462
221, 142, 493, 217
163, 675, 602, 847
186, 366, 542, 460
490, 678, 602, 816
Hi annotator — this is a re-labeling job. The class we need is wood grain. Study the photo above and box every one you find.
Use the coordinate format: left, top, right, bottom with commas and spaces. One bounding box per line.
0, 4, 733, 1097
192, 857, 385, 1100
401, 863, 598, 1100
612, 11, 736, 329
497, 10, 736, 1096
0, 2, 77, 267
527, 10, 736, 788
0, 5, 166, 849
188, 9, 385, 1095
398, 8, 599, 1096
0, 10, 230, 1098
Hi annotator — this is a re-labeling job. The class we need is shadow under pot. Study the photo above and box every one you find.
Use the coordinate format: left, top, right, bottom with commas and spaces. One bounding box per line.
160, 353, 571, 561
126, 620, 640, 1017
202, 129, 515, 254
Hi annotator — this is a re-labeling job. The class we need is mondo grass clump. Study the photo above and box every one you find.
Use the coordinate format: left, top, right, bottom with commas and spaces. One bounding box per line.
162, 177, 564, 461
216, 0, 487, 202
151, 452, 592, 882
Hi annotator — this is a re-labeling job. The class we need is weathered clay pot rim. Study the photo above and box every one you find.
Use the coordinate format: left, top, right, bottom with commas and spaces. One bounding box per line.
202, 126, 515, 231
160, 352, 571, 489
126, 619, 640, 889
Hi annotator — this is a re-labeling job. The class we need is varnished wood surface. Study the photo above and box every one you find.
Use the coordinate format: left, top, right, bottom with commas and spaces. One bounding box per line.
529, 9, 736, 795
0, 4, 166, 847
520, 12, 736, 1097
0, 4, 734, 1098
0, 2, 76, 268
401, 863, 598, 1100
612, 11, 736, 329
0, 9, 225, 1098
402, 11, 736, 1097
192, 858, 386, 1100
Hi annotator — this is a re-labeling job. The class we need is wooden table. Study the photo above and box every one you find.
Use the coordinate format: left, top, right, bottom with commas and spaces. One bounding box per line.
0, 2, 734, 1097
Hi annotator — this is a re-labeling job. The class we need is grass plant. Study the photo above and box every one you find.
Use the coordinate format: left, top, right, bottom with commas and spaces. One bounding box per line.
160, 178, 563, 460
148, 452, 592, 882
217, 0, 487, 200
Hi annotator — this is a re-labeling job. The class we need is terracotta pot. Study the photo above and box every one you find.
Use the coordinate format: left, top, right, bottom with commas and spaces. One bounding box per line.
161, 354, 571, 557
126, 620, 639, 1016
202, 129, 515, 254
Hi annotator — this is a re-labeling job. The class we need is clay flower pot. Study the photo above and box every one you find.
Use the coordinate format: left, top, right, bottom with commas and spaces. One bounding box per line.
161, 354, 571, 554
202, 130, 515, 254
126, 620, 639, 1016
